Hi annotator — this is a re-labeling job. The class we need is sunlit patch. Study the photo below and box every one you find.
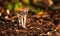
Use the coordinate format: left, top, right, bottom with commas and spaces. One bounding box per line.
0, 13, 1, 16
6, 9, 10, 14
5, 16, 9, 19
12, 19, 14, 22
37, 11, 44, 18
47, 32, 50, 35
48, 0, 53, 6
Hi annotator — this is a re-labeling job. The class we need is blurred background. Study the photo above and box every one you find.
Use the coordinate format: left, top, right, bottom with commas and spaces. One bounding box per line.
0, 0, 60, 36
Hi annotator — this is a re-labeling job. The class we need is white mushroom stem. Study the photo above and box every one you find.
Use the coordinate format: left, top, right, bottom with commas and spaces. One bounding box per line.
21, 17, 24, 27
18, 14, 27, 28
23, 15, 26, 28
18, 7, 29, 28
20, 15, 26, 28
